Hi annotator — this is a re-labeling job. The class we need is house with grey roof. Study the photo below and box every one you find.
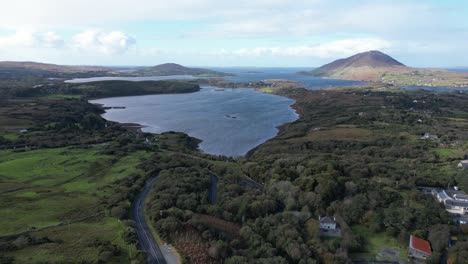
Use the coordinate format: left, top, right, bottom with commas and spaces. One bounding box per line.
319, 216, 337, 230
435, 189, 468, 215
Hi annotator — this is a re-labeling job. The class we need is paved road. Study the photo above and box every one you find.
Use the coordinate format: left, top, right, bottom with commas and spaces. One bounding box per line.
209, 174, 218, 204
132, 177, 167, 264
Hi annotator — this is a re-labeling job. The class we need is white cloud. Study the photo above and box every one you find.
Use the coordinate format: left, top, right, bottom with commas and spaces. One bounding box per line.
0, 31, 63, 48
71, 30, 135, 54
0, 0, 465, 66
215, 38, 392, 58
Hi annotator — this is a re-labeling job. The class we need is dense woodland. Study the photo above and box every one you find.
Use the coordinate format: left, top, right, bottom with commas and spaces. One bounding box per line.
0, 79, 199, 99
1, 79, 468, 263
140, 86, 468, 263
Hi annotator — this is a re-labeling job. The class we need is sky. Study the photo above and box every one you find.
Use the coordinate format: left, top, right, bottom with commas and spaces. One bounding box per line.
0, 0, 467, 67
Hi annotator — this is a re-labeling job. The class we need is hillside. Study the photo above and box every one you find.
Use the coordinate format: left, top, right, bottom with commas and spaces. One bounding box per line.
132, 63, 232, 77
0, 61, 109, 73
302, 51, 468, 87
302, 50, 409, 81
0, 61, 113, 81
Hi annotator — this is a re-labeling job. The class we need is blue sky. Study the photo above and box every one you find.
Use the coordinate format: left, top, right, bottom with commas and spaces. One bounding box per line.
0, 0, 467, 67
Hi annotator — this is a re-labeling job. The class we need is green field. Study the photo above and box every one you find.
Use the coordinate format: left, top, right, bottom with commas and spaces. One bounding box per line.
0, 146, 150, 262
433, 148, 463, 158
350, 225, 406, 262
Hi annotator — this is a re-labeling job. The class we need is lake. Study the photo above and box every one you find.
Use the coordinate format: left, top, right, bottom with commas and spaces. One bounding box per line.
90, 86, 298, 156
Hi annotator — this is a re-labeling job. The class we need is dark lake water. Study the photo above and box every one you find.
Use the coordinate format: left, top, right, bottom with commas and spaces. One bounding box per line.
90, 86, 298, 156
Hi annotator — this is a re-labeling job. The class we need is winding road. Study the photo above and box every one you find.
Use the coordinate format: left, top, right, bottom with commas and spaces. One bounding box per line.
132, 177, 167, 264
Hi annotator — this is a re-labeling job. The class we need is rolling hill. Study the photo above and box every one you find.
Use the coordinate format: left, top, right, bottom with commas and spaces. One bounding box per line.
0, 61, 110, 73
131, 63, 232, 77
0, 61, 232, 81
0, 61, 117, 81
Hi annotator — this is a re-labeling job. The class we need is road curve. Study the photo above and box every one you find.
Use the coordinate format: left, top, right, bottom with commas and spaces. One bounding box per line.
132, 177, 167, 264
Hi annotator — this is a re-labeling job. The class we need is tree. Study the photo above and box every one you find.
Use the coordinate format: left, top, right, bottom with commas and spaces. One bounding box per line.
428, 224, 450, 253
448, 242, 468, 264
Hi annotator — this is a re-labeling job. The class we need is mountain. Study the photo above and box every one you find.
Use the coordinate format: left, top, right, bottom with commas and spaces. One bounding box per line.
302, 50, 410, 81
132, 63, 232, 77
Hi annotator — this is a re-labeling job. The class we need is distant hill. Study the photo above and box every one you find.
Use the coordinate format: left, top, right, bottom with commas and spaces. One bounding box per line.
302, 50, 410, 81
0, 61, 113, 81
132, 63, 232, 77
0, 61, 110, 73
0, 61, 232, 81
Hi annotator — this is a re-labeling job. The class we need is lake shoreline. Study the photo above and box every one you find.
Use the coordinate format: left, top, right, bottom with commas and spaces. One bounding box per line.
91, 85, 299, 157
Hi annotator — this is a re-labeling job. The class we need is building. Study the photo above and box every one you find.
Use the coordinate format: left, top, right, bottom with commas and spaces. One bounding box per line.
453, 193, 468, 201
445, 200, 468, 215
458, 160, 468, 168
319, 216, 336, 230
409, 235, 432, 260
420, 132, 438, 140
435, 189, 468, 215
436, 190, 451, 203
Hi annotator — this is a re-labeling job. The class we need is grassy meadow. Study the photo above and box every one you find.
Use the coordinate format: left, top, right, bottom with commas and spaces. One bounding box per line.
0, 146, 150, 262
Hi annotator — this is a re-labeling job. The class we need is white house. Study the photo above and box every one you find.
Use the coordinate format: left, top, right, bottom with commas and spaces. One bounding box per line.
445, 200, 468, 215
319, 216, 337, 230
458, 160, 468, 168
436, 190, 468, 215
420, 132, 438, 140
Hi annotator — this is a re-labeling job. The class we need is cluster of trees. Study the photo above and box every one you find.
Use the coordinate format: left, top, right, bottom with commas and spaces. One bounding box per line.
141, 88, 468, 263
0, 78, 200, 99
3, 77, 468, 263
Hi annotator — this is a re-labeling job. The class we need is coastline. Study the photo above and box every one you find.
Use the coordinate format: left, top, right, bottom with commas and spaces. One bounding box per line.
91, 84, 301, 158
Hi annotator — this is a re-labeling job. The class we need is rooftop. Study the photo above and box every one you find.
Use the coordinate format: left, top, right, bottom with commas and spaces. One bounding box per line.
410, 235, 432, 256
438, 190, 450, 200
453, 194, 468, 201
445, 199, 468, 207
320, 216, 336, 224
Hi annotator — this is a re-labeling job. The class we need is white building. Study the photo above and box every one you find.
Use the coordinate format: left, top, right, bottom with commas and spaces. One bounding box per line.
319, 216, 337, 230
436, 190, 468, 215
458, 160, 468, 168
420, 132, 438, 140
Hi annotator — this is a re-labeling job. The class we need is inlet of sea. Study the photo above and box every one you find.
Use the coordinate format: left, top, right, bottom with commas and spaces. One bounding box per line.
81, 68, 463, 156
90, 86, 298, 157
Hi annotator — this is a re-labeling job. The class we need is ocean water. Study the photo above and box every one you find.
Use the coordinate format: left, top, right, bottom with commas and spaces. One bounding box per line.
209, 67, 367, 89
65, 75, 198, 83
67, 67, 366, 89
90, 86, 298, 156
445, 68, 468, 73
67, 67, 464, 91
